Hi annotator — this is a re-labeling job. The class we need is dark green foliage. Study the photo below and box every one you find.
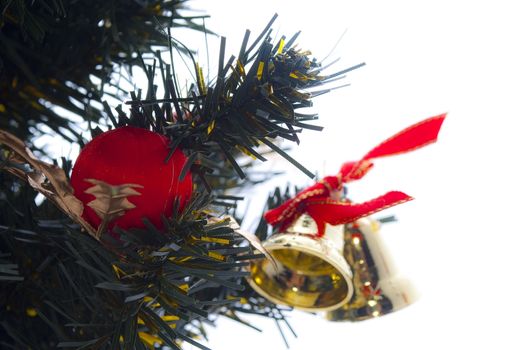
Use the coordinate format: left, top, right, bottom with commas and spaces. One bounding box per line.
0, 0, 207, 145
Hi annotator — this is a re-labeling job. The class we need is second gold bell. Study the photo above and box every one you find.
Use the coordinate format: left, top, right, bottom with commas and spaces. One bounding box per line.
326, 217, 416, 321
248, 215, 416, 320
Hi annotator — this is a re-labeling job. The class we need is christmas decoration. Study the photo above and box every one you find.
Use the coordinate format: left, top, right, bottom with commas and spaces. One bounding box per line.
250, 115, 445, 311
264, 114, 447, 235
71, 126, 193, 232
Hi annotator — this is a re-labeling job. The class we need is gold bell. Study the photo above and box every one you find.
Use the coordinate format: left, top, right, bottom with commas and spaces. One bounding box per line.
248, 214, 354, 312
326, 217, 416, 321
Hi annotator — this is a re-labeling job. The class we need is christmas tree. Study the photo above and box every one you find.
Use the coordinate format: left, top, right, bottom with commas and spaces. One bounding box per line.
1, 1, 445, 349
0, 1, 369, 348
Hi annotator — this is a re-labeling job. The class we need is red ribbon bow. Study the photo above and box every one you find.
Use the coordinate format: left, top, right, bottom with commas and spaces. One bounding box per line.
264, 113, 446, 236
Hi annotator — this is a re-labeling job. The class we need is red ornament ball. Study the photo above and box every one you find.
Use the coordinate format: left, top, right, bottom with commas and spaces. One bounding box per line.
71, 126, 192, 231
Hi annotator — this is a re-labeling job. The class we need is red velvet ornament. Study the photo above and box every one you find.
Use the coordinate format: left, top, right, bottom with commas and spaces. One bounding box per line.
71, 126, 192, 231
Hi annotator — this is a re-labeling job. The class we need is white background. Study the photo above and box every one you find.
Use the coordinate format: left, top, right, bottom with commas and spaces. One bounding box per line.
178, 0, 523, 349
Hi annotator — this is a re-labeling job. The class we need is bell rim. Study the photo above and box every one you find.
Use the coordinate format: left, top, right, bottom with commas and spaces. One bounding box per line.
247, 232, 354, 312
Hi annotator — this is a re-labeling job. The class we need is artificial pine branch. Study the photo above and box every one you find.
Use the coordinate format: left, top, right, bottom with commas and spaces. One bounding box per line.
121, 13, 365, 182
0, 0, 209, 147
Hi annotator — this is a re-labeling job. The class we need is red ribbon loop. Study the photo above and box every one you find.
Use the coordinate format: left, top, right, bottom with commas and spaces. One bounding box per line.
264, 113, 446, 236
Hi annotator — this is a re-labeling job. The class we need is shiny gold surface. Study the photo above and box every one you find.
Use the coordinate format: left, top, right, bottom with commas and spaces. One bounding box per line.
326, 218, 416, 321
250, 249, 349, 310
248, 215, 354, 312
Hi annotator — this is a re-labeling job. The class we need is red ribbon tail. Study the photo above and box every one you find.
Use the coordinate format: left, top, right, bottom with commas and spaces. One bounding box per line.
305, 191, 413, 236
363, 113, 446, 160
